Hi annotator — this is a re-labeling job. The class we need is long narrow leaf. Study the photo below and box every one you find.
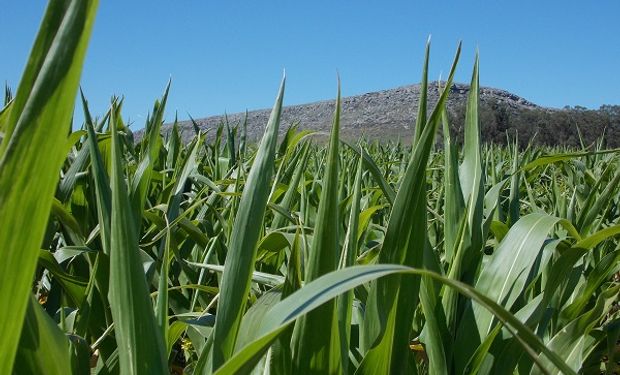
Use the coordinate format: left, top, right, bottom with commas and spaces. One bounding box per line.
211, 76, 286, 370
0, 1, 98, 371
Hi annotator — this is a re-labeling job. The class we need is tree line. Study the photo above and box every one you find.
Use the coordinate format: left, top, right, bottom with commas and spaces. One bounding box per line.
447, 103, 620, 148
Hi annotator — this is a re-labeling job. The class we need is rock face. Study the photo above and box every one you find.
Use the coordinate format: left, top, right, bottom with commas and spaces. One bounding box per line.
160, 81, 541, 143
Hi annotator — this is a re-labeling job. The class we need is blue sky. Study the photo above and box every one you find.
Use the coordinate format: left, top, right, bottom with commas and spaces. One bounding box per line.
2, 1, 619, 129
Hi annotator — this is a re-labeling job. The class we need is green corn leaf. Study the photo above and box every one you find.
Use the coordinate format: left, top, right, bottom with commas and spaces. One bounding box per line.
130, 81, 170, 230
560, 249, 620, 322
186, 262, 285, 287
85, 111, 112, 254
534, 285, 620, 375
14, 297, 73, 375
292, 79, 342, 374
357, 204, 387, 241
508, 138, 521, 226
0, 1, 98, 371
473, 213, 579, 337
217, 265, 414, 375
108, 107, 168, 374
573, 224, 620, 250
413, 37, 430, 142
457, 53, 486, 278
520, 149, 620, 171
358, 42, 461, 375
440, 88, 465, 265
453, 213, 579, 372
211, 76, 285, 370
215, 265, 575, 375
420, 273, 450, 374
343, 141, 396, 205
57, 132, 91, 202
463, 324, 502, 375
577, 171, 620, 234
38, 250, 88, 305
269, 229, 304, 375
239, 110, 248, 159
337, 156, 363, 375
167, 320, 189, 358
271, 142, 310, 230
235, 288, 283, 353
224, 114, 236, 167
165, 117, 181, 170
155, 218, 173, 355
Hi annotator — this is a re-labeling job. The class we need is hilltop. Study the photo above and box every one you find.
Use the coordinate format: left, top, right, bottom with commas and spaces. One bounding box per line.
163, 82, 541, 143
148, 83, 619, 147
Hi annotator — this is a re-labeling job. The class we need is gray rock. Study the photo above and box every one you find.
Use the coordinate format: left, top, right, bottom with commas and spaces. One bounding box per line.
139, 81, 541, 143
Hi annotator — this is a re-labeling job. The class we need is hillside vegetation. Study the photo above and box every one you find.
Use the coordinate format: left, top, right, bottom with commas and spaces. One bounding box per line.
450, 102, 620, 148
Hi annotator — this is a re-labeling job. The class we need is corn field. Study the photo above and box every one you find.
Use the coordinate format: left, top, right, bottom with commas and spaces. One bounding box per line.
0, 2, 619, 374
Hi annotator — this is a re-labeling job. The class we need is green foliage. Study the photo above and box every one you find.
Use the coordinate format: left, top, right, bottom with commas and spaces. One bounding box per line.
1, 3, 619, 374
448, 101, 620, 148
0, 1, 98, 372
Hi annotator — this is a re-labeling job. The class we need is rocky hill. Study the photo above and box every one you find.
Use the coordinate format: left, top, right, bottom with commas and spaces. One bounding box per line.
162, 81, 542, 143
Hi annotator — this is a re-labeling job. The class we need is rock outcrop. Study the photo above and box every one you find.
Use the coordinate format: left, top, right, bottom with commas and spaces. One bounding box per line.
155, 82, 541, 143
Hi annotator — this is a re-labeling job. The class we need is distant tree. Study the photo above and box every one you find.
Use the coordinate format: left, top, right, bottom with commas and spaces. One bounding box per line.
446, 102, 619, 148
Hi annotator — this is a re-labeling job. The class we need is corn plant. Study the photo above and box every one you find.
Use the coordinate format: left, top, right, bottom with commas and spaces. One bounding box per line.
1, 2, 619, 375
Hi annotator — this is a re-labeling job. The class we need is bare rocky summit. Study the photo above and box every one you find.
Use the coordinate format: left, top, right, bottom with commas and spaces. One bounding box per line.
161, 82, 541, 143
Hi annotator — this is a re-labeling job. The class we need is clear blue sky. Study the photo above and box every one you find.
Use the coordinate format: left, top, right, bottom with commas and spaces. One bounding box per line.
2, 1, 619, 129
